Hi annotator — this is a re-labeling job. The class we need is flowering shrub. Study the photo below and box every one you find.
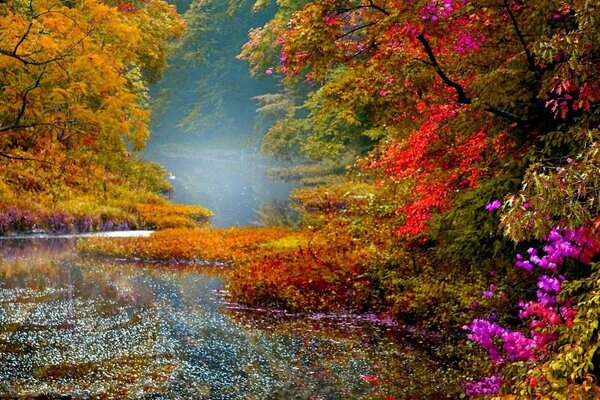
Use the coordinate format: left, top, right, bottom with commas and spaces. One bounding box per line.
0, 200, 209, 235
464, 227, 600, 397
464, 375, 500, 398
0, 206, 35, 233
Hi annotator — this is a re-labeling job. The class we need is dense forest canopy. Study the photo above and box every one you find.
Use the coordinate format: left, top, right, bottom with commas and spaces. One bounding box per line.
239, 0, 600, 239
150, 0, 279, 148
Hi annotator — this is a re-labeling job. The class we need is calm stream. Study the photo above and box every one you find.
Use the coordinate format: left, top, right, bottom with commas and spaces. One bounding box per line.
0, 237, 460, 399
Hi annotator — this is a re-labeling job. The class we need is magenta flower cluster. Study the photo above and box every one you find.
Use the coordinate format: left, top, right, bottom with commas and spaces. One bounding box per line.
516, 227, 598, 272
482, 283, 495, 298
465, 319, 536, 364
485, 199, 501, 212
464, 226, 600, 397
454, 31, 486, 53
464, 374, 501, 397
419, 0, 467, 21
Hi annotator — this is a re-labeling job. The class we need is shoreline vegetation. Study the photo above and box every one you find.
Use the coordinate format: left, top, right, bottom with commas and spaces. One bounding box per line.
77, 224, 488, 337
0, 1, 209, 237
0, 201, 211, 235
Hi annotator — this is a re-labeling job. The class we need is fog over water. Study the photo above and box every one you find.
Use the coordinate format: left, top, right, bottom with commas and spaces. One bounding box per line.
144, 146, 293, 227
143, 0, 292, 227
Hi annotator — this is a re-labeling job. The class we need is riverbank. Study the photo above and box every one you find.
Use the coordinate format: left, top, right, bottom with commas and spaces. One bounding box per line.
0, 236, 463, 398
77, 227, 493, 360
0, 201, 210, 236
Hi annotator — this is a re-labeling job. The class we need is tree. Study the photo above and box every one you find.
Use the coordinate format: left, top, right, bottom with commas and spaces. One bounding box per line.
0, 0, 187, 229
0, 0, 183, 158
239, 1, 600, 397
240, 0, 600, 238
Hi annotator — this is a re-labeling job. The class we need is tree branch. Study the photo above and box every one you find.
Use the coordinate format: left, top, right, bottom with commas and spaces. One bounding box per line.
416, 32, 471, 104
0, 28, 93, 66
0, 123, 50, 133
416, 34, 535, 125
335, 5, 373, 14
503, 0, 536, 72
0, 151, 52, 164
0, 68, 46, 133
485, 106, 530, 124
350, 41, 379, 59
335, 22, 375, 41
13, 21, 33, 55
335, 1, 390, 16
368, 0, 390, 16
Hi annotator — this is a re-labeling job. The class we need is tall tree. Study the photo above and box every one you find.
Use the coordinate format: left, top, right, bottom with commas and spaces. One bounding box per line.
240, 0, 600, 238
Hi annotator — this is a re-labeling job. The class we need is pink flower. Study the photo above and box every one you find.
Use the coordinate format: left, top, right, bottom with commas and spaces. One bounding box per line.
265, 68, 273, 75
485, 199, 502, 212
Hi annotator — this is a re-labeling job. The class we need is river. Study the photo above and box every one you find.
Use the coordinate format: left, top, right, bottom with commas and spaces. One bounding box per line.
0, 237, 460, 399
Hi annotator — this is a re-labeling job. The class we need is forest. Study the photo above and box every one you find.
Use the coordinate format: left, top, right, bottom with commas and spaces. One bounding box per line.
1, 0, 600, 398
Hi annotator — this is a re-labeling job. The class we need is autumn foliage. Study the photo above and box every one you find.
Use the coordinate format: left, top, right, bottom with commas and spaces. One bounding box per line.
236, 0, 600, 397
228, 230, 372, 311
79, 227, 294, 263
0, 0, 186, 230
3, 0, 600, 397
368, 105, 513, 236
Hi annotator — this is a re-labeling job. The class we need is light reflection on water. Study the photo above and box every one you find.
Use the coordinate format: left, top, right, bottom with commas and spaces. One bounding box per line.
0, 239, 460, 399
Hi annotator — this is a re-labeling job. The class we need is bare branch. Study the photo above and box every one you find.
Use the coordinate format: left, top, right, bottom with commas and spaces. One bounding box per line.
335, 22, 375, 41
503, 0, 536, 72
416, 32, 471, 104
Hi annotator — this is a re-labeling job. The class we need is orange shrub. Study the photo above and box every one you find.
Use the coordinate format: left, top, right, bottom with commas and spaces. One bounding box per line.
79, 225, 375, 312
78, 227, 294, 263
228, 231, 374, 311
134, 203, 212, 229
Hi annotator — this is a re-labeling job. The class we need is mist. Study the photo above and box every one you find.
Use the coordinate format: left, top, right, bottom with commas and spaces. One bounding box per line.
144, 0, 292, 227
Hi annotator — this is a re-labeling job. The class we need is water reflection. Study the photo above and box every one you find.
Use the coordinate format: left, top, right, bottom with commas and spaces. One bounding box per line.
0, 239, 460, 399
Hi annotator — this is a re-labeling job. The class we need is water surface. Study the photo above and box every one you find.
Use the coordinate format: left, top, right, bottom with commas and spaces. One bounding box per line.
0, 238, 460, 399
